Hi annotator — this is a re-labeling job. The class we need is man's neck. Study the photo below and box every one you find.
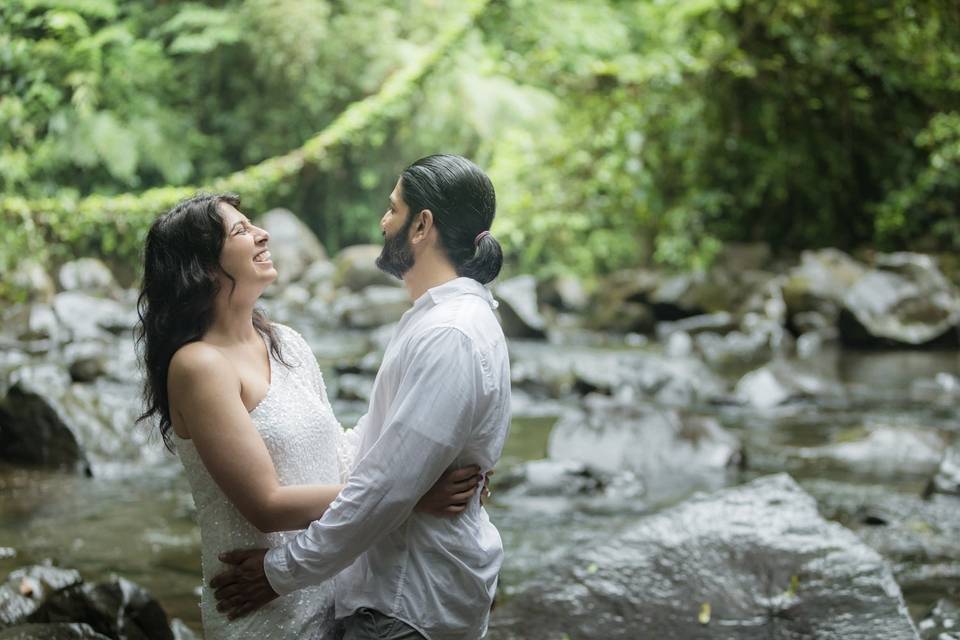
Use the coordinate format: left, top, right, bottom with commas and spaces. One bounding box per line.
402, 251, 459, 302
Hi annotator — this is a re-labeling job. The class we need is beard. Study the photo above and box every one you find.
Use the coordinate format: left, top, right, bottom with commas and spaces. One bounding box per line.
375, 216, 415, 279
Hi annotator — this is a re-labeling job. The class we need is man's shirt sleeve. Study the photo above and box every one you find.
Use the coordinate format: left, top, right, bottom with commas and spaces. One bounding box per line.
264, 326, 481, 595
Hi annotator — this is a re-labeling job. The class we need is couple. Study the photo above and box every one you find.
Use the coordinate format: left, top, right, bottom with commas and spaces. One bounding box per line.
135, 154, 512, 640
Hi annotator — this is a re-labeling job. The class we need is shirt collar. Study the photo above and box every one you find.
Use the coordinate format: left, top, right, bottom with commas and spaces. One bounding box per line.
416, 277, 499, 310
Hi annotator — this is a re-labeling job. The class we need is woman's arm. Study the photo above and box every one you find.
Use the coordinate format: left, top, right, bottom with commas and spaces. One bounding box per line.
169, 343, 342, 533
168, 343, 480, 532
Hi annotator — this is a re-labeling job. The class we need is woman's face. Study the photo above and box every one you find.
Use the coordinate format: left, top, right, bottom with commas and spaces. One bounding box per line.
217, 202, 277, 292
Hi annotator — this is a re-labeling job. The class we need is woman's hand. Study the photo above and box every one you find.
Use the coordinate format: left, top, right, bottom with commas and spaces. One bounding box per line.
417, 465, 483, 516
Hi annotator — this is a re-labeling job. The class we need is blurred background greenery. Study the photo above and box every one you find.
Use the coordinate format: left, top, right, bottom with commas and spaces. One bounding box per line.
2, 0, 959, 292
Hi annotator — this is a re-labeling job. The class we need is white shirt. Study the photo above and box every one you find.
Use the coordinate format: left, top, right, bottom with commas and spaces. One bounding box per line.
264, 277, 512, 640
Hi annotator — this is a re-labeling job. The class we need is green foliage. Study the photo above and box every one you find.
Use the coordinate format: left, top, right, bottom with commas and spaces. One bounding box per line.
2, 0, 959, 295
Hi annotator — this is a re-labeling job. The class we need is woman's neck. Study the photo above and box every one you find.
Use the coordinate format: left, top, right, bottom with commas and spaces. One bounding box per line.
207, 291, 260, 345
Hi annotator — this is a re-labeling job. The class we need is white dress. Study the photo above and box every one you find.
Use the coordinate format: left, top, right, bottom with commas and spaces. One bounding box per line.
176, 324, 354, 640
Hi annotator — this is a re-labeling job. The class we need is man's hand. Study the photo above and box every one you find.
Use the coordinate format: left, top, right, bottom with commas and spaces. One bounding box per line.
416, 465, 483, 516
210, 548, 278, 619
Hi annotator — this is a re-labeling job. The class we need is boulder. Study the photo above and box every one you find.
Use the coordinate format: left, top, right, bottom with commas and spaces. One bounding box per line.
838, 253, 960, 347
586, 269, 657, 333
791, 426, 946, 478
916, 599, 959, 640
8, 261, 56, 303
57, 260, 117, 296
782, 248, 867, 321
494, 276, 547, 339
26, 577, 173, 640
333, 286, 410, 329
488, 474, 920, 640
256, 208, 328, 285
537, 275, 589, 312
0, 624, 111, 639
52, 293, 134, 342
547, 398, 742, 502
0, 565, 82, 628
333, 245, 398, 291
734, 361, 836, 409
0, 365, 89, 474
926, 441, 960, 496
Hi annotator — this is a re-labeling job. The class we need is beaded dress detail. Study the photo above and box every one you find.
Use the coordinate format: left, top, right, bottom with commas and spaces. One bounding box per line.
176, 324, 352, 640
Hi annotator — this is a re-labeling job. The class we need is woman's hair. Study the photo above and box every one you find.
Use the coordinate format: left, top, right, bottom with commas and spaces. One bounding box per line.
400, 154, 503, 284
135, 193, 286, 450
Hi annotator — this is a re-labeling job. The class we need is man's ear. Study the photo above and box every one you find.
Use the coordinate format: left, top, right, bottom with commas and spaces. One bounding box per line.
411, 209, 434, 245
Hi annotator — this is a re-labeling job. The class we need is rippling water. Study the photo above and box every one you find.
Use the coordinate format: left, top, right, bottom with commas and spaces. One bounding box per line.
1, 346, 958, 634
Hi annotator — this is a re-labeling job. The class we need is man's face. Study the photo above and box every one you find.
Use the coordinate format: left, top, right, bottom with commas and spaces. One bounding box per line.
376, 179, 416, 279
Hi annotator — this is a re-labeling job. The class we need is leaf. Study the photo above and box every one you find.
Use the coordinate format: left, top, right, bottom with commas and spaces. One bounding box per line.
698, 602, 711, 625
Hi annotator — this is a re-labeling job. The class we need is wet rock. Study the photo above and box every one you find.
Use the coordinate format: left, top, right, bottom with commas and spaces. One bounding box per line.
537, 275, 588, 312
0, 365, 89, 474
497, 459, 612, 497
257, 208, 328, 285
494, 276, 546, 339
0, 623, 111, 639
793, 426, 946, 478
734, 361, 835, 409
927, 441, 960, 496
547, 399, 741, 502
57, 260, 117, 296
805, 480, 960, 579
52, 293, 133, 342
333, 286, 410, 329
300, 260, 336, 298
9, 260, 56, 303
664, 331, 693, 358
333, 245, 397, 291
782, 248, 867, 321
0, 565, 82, 627
587, 269, 657, 333
656, 312, 737, 341
334, 373, 374, 402
27, 577, 174, 640
5, 304, 63, 353
917, 599, 960, 640
489, 474, 919, 640
838, 253, 960, 348
64, 343, 110, 383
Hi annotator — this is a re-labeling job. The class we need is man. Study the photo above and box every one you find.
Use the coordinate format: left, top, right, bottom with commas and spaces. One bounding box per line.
211, 154, 511, 640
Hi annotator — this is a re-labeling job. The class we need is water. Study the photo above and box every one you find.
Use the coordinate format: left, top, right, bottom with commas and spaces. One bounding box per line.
1, 346, 959, 634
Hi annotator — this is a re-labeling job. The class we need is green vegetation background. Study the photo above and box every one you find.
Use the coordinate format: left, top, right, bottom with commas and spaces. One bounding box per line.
2, 0, 959, 298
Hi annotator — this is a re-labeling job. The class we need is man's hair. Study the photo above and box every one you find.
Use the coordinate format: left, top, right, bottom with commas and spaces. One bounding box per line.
400, 154, 503, 284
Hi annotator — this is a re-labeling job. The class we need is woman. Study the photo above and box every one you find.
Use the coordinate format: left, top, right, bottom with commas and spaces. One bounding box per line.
136, 193, 482, 639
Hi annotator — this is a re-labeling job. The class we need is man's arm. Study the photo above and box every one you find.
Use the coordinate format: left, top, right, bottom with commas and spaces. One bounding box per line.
265, 326, 482, 595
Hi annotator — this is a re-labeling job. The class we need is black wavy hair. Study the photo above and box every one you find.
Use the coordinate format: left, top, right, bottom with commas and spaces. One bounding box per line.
399, 154, 503, 284
135, 193, 286, 450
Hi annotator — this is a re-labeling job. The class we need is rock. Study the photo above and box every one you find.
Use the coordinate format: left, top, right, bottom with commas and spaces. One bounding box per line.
27, 577, 173, 640
656, 312, 737, 341
57, 260, 117, 296
782, 248, 867, 321
649, 270, 744, 321
0, 565, 83, 627
333, 245, 398, 291
547, 398, 741, 502
300, 260, 336, 298
497, 459, 614, 497
488, 474, 920, 640
916, 599, 960, 640
64, 342, 110, 383
334, 373, 374, 402
257, 208, 328, 285
8, 261, 56, 303
494, 276, 547, 339
793, 426, 946, 478
52, 293, 133, 341
664, 331, 693, 358
714, 242, 771, 272
537, 275, 589, 312
0, 623, 111, 639
0, 365, 89, 474
927, 441, 960, 496
587, 269, 657, 333
838, 253, 960, 347
333, 286, 410, 329
734, 361, 835, 409
4, 304, 63, 353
